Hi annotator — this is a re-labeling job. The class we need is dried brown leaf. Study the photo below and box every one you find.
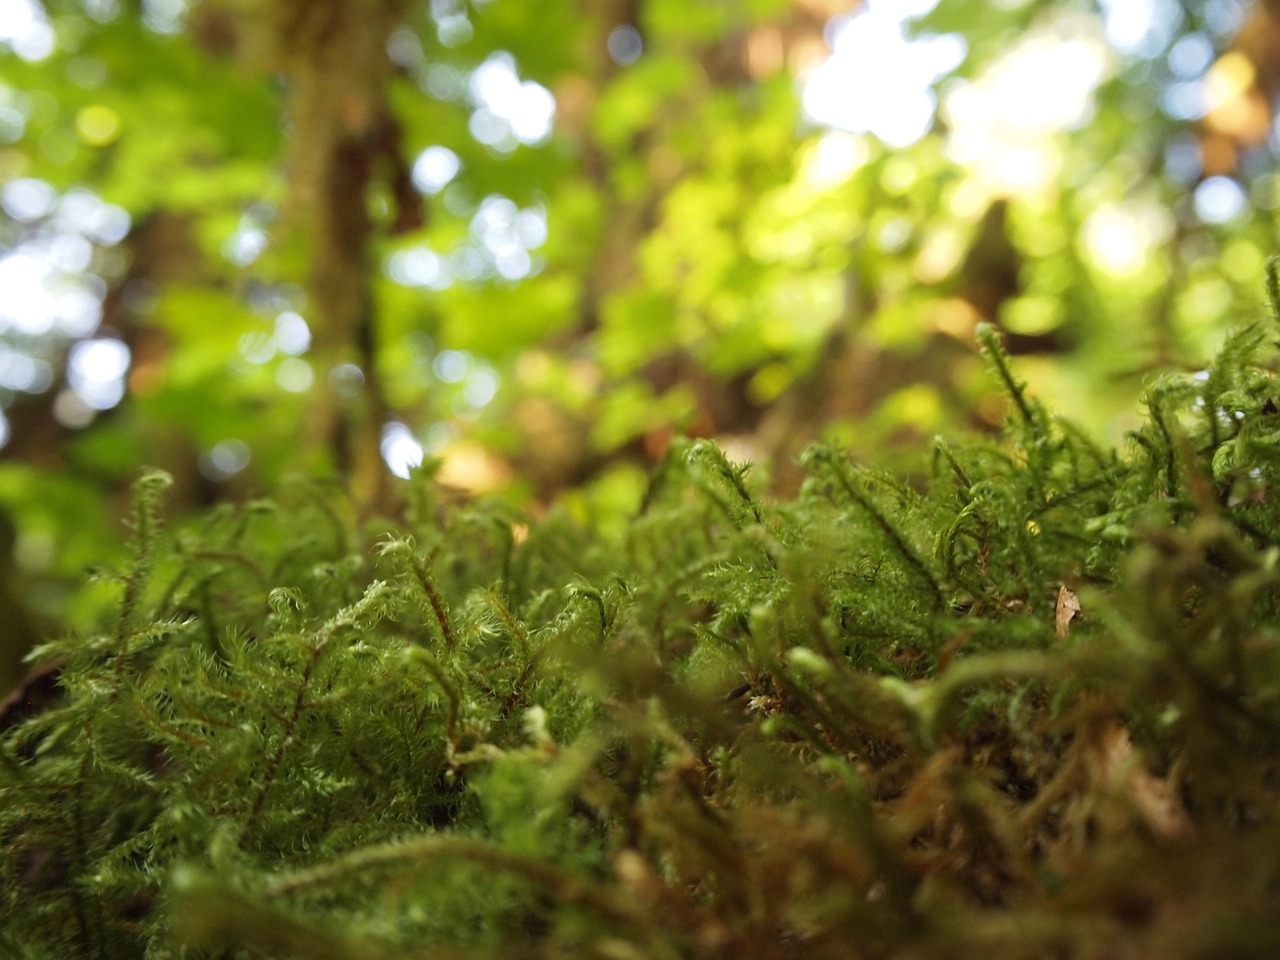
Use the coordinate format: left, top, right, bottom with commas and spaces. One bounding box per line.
1055, 586, 1081, 638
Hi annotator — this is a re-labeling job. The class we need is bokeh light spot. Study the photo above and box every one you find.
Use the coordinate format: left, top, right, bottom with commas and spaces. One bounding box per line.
1194, 176, 1247, 224
0, 0, 54, 61
1081, 201, 1173, 277
52, 389, 96, 428
329, 363, 365, 398
67, 337, 130, 410
1, 178, 55, 221
802, 132, 870, 187
607, 25, 643, 66
199, 439, 251, 480
1167, 31, 1213, 79
0, 345, 53, 393
142, 0, 187, 35
387, 248, 450, 288
804, 1, 965, 148
273, 311, 311, 355
75, 105, 122, 146
433, 349, 471, 383
381, 421, 424, 479
238, 331, 276, 365
468, 52, 556, 148
276, 357, 314, 393
463, 365, 499, 407
411, 146, 461, 194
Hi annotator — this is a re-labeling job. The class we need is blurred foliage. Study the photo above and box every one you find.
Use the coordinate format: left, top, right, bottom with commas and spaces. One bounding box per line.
3, 0, 1280, 677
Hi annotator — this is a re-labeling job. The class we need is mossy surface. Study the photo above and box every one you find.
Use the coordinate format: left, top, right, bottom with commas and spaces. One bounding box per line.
6, 288, 1280, 958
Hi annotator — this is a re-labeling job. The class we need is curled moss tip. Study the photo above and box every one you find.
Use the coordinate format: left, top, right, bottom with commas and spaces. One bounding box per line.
136, 468, 174, 492
974, 321, 1039, 427
974, 321, 1002, 354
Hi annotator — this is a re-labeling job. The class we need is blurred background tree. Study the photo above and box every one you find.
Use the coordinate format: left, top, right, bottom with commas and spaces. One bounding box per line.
1, 0, 1279, 682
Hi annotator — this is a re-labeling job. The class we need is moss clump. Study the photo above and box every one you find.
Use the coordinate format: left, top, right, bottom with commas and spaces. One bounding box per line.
6, 274, 1280, 959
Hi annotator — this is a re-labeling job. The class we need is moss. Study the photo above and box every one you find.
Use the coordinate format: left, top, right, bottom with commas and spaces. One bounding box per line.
6, 277, 1280, 958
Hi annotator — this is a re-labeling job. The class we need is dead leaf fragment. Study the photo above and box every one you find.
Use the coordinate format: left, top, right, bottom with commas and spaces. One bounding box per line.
1055, 586, 1081, 638
1099, 723, 1189, 838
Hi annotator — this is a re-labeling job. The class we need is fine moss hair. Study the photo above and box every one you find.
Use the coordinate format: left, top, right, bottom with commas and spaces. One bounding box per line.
6, 269, 1280, 958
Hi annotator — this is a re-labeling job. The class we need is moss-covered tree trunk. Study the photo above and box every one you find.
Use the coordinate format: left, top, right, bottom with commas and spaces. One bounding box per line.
260, 0, 418, 511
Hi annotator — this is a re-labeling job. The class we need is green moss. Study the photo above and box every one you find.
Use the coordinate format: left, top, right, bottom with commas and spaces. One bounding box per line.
7, 279, 1280, 958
